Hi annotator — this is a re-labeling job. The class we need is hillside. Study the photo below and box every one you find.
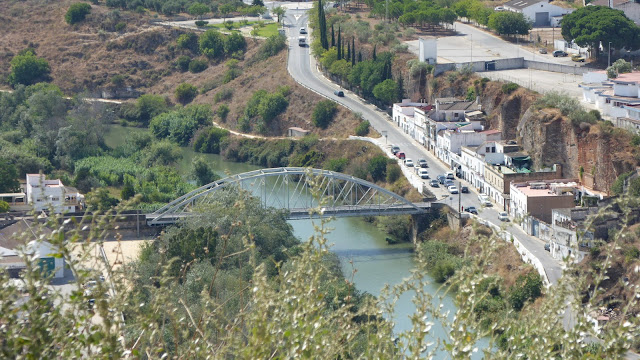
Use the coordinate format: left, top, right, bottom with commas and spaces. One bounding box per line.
0, 0, 361, 138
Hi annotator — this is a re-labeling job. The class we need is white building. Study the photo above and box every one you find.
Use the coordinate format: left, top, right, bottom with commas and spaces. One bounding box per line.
502, 0, 573, 27
436, 129, 502, 168
26, 174, 84, 213
590, 0, 640, 24
391, 99, 432, 144
581, 71, 640, 123
0, 219, 65, 278
422, 98, 485, 154
509, 180, 577, 223
459, 139, 507, 193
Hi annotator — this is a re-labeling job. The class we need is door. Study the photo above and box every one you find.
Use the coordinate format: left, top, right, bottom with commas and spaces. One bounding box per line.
534, 12, 549, 26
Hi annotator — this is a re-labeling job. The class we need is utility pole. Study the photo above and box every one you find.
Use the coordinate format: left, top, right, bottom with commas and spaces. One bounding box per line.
608, 41, 612, 68
458, 181, 462, 213
470, 34, 473, 63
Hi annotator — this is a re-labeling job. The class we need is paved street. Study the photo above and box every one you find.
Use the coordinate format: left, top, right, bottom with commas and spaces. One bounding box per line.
285, 12, 563, 285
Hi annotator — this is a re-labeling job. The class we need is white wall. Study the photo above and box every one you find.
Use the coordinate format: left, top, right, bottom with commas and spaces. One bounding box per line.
510, 184, 528, 219
613, 83, 639, 97
419, 37, 437, 64
616, 1, 640, 24
521, 2, 572, 25
583, 72, 607, 84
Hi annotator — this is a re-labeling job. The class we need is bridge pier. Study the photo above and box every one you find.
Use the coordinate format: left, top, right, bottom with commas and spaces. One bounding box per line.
410, 213, 432, 245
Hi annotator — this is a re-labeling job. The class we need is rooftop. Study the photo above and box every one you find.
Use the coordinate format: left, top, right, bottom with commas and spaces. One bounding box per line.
503, 0, 546, 10
438, 101, 479, 112
590, 0, 632, 6
512, 180, 578, 197
612, 72, 640, 84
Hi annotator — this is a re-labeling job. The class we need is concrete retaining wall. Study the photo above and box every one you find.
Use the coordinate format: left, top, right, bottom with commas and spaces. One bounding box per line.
434, 58, 590, 77
523, 60, 590, 75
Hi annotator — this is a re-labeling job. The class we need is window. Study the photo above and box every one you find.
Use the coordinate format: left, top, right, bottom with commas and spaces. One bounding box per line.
51, 197, 59, 201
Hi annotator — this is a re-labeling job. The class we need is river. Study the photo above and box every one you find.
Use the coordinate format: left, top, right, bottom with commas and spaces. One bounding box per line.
106, 125, 486, 357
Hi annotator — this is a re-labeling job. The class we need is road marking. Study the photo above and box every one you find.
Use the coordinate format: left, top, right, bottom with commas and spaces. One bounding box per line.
294, 15, 301, 21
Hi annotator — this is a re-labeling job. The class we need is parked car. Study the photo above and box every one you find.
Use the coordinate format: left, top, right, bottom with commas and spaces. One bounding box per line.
396, 152, 405, 160
391, 145, 400, 155
465, 206, 478, 215
429, 179, 439, 187
478, 194, 492, 206
553, 50, 568, 57
418, 159, 428, 168
444, 179, 454, 187
494, 5, 504, 10
498, 211, 509, 221
334, 90, 344, 97
446, 171, 455, 180
419, 169, 429, 179
571, 54, 585, 62
299, 27, 307, 34
544, 243, 550, 251
448, 185, 459, 194
461, 186, 469, 193
538, 48, 547, 54
405, 159, 414, 167
437, 175, 446, 184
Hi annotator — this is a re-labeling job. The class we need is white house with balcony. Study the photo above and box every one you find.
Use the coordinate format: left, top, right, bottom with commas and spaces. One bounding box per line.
581, 71, 640, 125
460, 139, 507, 193
26, 174, 84, 213
391, 99, 432, 144
422, 98, 485, 154
436, 129, 502, 169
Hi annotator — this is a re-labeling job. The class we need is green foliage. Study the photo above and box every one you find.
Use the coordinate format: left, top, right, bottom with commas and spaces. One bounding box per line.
195, 20, 208, 27
487, 11, 531, 36
569, 109, 600, 127
217, 104, 230, 122
8, 50, 51, 87
419, 240, 464, 283
367, 154, 387, 182
188, 2, 209, 17
110, 74, 125, 87
612, 171, 633, 195
199, 29, 226, 59
193, 126, 230, 154
0, 159, 20, 193
65, 3, 92, 25
252, 34, 286, 63
466, 86, 476, 101
628, 176, 640, 197
373, 79, 398, 105
174, 83, 198, 105
134, 94, 168, 125
355, 120, 370, 136
606, 59, 633, 78
534, 91, 581, 115
149, 105, 212, 146
85, 188, 119, 211
222, 59, 242, 84
508, 272, 543, 311
214, 88, 233, 103
0, 200, 9, 213
243, 89, 289, 132
224, 32, 247, 54
176, 32, 199, 54
175, 55, 191, 72
386, 162, 402, 183
190, 156, 219, 186
376, 215, 411, 243
324, 157, 349, 172
561, 6, 640, 56
501, 82, 519, 94
312, 100, 337, 129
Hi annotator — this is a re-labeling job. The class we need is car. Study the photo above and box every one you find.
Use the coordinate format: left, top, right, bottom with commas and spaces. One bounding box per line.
444, 179, 454, 187
446, 171, 455, 180
553, 50, 568, 57
429, 179, 439, 187
391, 145, 400, 155
461, 186, 469, 193
544, 243, 550, 251
405, 159, 414, 167
465, 206, 478, 215
334, 90, 344, 97
299, 27, 307, 34
419, 169, 429, 179
437, 175, 446, 184
494, 5, 504, 10
498, 211, 509, 221
396, 152, 405, 160
448, 185, 459, 194
538, 48, 547, 54
478, 194, 492, 206
571, 54, 585, 62
418, 159, 428, 168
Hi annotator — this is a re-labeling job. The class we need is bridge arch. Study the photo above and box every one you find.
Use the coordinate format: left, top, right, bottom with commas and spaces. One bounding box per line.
148, 167, 427, 225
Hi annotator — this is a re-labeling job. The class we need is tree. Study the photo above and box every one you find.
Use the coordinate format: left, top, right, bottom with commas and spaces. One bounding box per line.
190, 156, 219, 186
312, 100, 337, 128
0, 159, 19, 193
136, 94, 168, 125
65, 3, 91, 25
85, 188, 119, 212
219, 3, 235, 21
331, 24, 335, 47
373, 79, 399, 105
318, 0, 329, 50
273, 6, 286, 24
351, 37, 356, 66
8, 51, 50, 87
607, 59, 633, 78
0, 201, 9, 213
337, 27, 342, 60
252, 0, 264, 6
188, 3, 210, 18
562, 6, 640, 59
177, 32, 200, 54
367, 155, 387, 181
225, 32, 246, 54
199, 30, 226, 59
487, 11, 531, 36
175, 83, 198, 105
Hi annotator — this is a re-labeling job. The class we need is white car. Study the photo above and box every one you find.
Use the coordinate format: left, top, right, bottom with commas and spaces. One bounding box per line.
419, 169, 429, 179
478, 194, 492, 206
498, 212, 509, 221
405, 159, 414, 167
448, 186, 459, 194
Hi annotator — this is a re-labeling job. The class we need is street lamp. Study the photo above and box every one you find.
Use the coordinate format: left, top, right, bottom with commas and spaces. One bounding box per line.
470, 34, 473, 63
608, 41, 612, 68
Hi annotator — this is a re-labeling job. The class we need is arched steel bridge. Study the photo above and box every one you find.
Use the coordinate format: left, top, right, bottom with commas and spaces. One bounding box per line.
146, 167, 432, 225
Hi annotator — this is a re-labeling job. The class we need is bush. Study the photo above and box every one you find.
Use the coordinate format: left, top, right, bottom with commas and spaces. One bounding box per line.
188, 58, 208, 73
501, 82, 519, 94
0, 200, 9, 213
193, 126, 230, 153
149, 105, 212, 146
195, 20, 208, 27
199, 29, 225, 59
252, 34, 286, 63
217, 104, 230, 122
111, 74, 125, 87
386, 163, 401, 183
175, 83, 198, 105
325, 157, 349, 172
312, 100, 337, 129
225, 32, 247, 55
611, 171, 633, 195
534, 91, 581, 115
176, 55, 191, 72
65, 3, 92, 25
177, 32, 199, 53
367, 155, 387, 181
8, 50, 51, 87
355, 120, 370, 136
115, 22, 126, 31
214, 88, 233, 103
508, 272, 543, 311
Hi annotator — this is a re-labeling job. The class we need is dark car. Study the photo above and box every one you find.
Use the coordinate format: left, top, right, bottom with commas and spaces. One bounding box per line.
418, 159, 428, 168
461, 186, 469, 193
544, 243, 550, 251
334, 90, 344, 97
429, 179, 439, 187
437, 175, 446, 184
465, 206, 478, 215
553, 50, 568, 57
391, 145, 400, 154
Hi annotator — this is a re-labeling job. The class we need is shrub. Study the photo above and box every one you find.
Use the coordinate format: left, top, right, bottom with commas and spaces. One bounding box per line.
177, 32, 199, 53
355, 120, 370, 136
225, 32, 246, 54
65, 3, 92, 25
217, 104, 230, 122
0, 200, 9, 213
312, 100, 337, 129
176, 55, 191, 72
193, 126, 230, 153
188, 58, 208, 73
136, 94, 168, 125
214, 88, 233, 103
195, 20, 209, 27
111, 74, 125, 87
175, 83, 198, 105
199, 29, 225, 59
251, 34, 286, 63
325, 157, 349, 173
115, 22, 126, 32
367, 155, 387, 181
612, 171, 633, 195
508, 272, 543, 311
386, 163, 401, 183
534, 91, 581, 115
8, 50, 50, 87
501, 82, 519, 94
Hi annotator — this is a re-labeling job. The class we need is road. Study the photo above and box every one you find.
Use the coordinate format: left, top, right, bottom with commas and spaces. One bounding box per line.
284, 11, 563, 285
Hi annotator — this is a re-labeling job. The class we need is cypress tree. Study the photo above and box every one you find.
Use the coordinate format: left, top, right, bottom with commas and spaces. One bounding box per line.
331, 24, 335, 47
358, 51, 362, 62
319, 0, 328, 50
347, 41, 351, 61
351, 37, 356, 65
372, 44, 377, 60
397, 73, 404, 100
337, 27, 342, 60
